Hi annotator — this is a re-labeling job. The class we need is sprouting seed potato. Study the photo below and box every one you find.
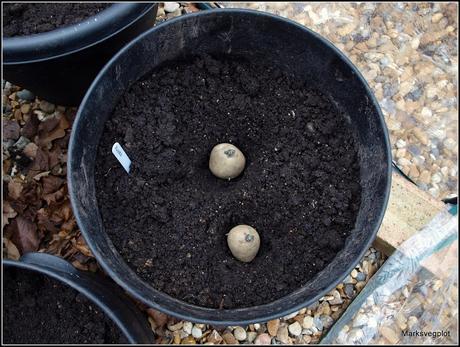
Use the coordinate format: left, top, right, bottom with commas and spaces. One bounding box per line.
209, 143, 246, 180
227, 225, 260, 262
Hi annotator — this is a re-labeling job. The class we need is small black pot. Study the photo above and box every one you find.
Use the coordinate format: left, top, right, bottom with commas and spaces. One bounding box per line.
68, 9, 391, 325
2, 3, 158, 106
2, 253, 154, 344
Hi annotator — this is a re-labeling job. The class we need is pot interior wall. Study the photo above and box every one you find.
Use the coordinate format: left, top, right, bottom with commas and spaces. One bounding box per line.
70, 10, 390, 324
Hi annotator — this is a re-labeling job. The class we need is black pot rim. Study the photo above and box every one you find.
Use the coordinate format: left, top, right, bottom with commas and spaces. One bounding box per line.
3, 3, 156, 64
68, 8, 392, 325
3, 253, 150, 344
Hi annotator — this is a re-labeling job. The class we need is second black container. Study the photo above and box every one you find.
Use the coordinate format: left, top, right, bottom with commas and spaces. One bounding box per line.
2, 3, 158, 106
3, 253, 154, 344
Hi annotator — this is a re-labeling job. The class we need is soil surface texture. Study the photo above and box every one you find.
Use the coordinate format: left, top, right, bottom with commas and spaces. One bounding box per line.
3, 3, 112, 37
94, 55, 362, 309
3, 267, 126, 344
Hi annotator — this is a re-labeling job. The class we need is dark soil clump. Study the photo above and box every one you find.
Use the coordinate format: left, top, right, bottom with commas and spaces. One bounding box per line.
94, 55, 362, 309
3, 3, 112, 37
3, 267, 126, 344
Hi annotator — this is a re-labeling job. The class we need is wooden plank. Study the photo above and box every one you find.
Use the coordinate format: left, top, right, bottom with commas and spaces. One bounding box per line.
373, 171, 446, 256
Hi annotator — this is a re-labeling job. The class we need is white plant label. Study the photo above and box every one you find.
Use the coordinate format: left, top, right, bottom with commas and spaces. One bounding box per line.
112, 142, 131, 174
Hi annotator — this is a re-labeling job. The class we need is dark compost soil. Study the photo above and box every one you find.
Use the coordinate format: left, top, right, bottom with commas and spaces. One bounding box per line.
3, 3, 112, 37
3, 267, 126, 344
94, 55, 362, 309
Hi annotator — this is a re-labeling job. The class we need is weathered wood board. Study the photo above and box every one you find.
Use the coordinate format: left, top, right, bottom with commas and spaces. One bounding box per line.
373, 171, 457, 279
373, 171, 447, 256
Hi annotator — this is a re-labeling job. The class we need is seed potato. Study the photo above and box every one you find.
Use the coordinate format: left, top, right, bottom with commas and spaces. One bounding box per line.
209, 143, 246, 180
227, 225, 260, 262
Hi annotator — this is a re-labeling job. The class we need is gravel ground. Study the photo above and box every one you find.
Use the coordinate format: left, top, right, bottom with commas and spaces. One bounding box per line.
333, 268, 458, 345
2, 2, 457, 345
222, 2, 458, 200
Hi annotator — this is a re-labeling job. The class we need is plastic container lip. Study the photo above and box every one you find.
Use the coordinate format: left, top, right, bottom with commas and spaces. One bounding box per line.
68, 8, 392, 325
3, 3, 155, 64
3, 255, 146, 344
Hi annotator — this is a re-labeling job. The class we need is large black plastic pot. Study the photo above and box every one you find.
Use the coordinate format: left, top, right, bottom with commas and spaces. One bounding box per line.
68, 9, 392, 325
3, 253, 154, 344
2, 3, 158, 106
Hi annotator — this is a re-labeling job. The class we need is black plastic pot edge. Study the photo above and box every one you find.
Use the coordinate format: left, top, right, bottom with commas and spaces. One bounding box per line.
2, 253, 154, 344
68, 8, 392, 325
3, 3, 158, 106
3, 3, 156, 63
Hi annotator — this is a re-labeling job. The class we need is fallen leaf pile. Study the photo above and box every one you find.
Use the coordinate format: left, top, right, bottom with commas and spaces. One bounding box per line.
2, 83, 96, 271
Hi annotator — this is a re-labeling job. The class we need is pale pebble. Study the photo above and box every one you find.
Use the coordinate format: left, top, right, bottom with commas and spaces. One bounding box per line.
164, 2, 180, 13
233, 327, 247, 341
302, 316, 314, 329
183, 322, 193, 335
288, 321, 302, 336
396, 139, 407, 148
192, 326, 203, 339
254, 333, 271, 345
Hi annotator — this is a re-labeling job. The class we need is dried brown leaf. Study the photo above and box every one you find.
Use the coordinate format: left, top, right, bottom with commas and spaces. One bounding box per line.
43, 186, 66, 205
36, 208, 58, 233
8, 199, 27, 216
33, 171, 50, 180
60, 153, 68, 164
48, 146, 62, 169
10, 215, 40, 254
49, 200, 73, 224
184, 3, 200, 12
49, 212, 64, 225
54, 132, 70, 149
3, 201, 18, 230
7, 179, 24, 200
3, 119, 20, 140
37, 114, 67, 146
20, 181, 42, 214
3, 238, 20, 260
58, 201, 72, 221
28, 148, 50, 178
61, 218, 76, 232
14, 108, 23, 122
40, 128, 66, 146
64, 108, 77, 125
62, 244, 79, 258
45, 231, 73, 256
41, 175, 65, 194
72, 260, 89, 271
147, 308, 168, 328
40, 115, 60, 133
59, 114, 70, 130
3, 158, 12, 176
71, 239, 93, 257
77, 244, 93, 257
21, 114, 40, 139
23, 142, 38, 159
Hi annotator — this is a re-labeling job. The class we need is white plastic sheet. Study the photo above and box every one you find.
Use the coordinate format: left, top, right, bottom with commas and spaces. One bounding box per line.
321, 208, 458, 344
